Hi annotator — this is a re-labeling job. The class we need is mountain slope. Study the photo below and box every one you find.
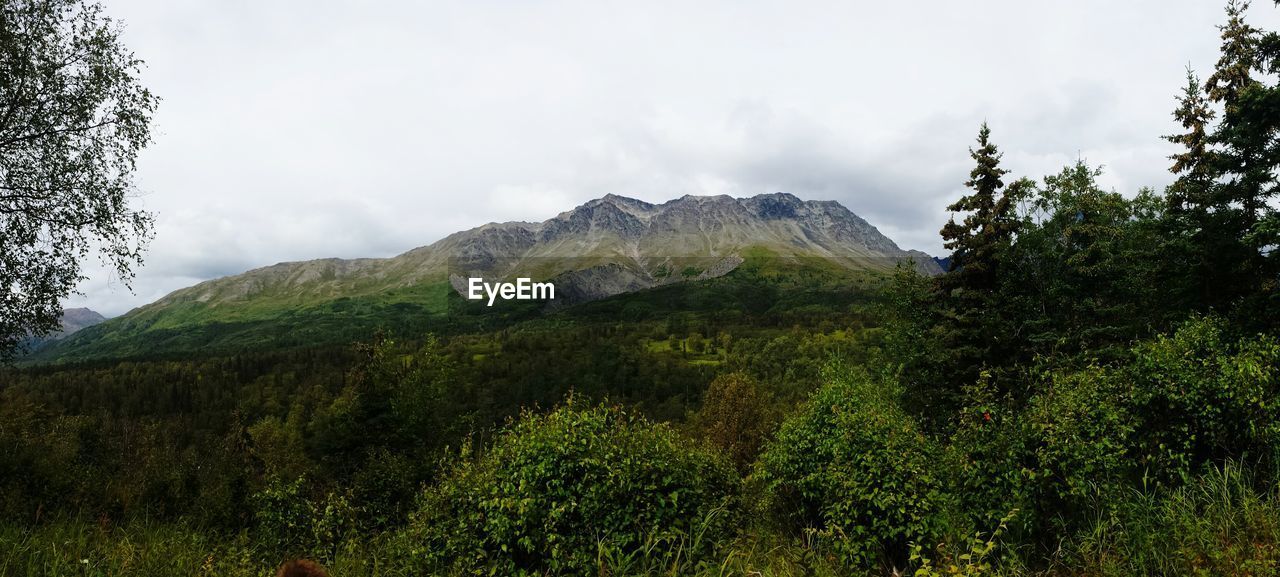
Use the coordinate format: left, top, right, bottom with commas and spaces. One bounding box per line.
57, 308, 106, 336
22, 308, 107, 351
39, 193, 938, 362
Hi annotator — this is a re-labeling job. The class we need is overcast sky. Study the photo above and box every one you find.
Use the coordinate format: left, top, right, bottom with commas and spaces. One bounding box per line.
65, 0, 1280, 316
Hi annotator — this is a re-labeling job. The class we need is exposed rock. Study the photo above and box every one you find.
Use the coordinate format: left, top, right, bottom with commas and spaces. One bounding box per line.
110, 192, 941, 317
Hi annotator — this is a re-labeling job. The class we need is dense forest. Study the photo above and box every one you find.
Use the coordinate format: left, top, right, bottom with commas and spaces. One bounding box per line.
6, 1, 1280, 575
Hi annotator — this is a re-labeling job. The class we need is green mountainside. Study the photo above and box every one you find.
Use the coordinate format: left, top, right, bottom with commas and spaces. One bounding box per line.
34, 193, 936, 362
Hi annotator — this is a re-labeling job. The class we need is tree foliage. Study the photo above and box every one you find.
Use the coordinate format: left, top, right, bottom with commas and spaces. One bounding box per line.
400, 401, 739, 576
0, 0, 157, 359
1001, 162, 1167, 361
690, 371, 776, 472
757, 363, 962, 569
939, 123, 1018, 296
1166, 0, 1280, 321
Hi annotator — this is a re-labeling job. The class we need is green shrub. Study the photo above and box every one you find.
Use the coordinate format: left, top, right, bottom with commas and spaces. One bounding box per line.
690, 371, 777, 472
1026, 366, 1136, 531
910, 510, 1018, 577
947, 365, 1138, 554
1127, 316, 1280, 485
948, 376, 1036, 542
251, 476, 360, 564
251, 476, 312, 556
757, 363, 962, 570
398, 401, 739, 576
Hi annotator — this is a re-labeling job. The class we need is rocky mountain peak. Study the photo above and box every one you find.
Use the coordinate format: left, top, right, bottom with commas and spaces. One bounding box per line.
743, 192, 803, 219
38, 192, 942, 361
22, 307, 106, 350
60, 308, 106, 332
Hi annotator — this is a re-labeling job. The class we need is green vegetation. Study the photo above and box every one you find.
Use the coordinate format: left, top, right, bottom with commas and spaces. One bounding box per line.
400, 402, 738, 575
30, 248, 886, 364
758, 363, 961, 569
0, 0, 158, 359
29, 281, 459, 363
1068, 461, 1280, 575
5, 2, 1280, 575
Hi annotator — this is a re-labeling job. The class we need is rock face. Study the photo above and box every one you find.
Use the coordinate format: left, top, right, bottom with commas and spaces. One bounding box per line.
59, 308, 107, 335
447, 192, 939, 279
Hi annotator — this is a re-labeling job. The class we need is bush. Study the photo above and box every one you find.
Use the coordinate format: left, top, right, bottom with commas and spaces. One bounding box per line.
251, 476, 360, 564
398, 401, 739, 576
690, 371, 777, 472
948, 376, 1036, 542
757, 362, 963, 570
1127, 316, 1280, 485
1026, 366, 1136, 533
251, 476, 313, 555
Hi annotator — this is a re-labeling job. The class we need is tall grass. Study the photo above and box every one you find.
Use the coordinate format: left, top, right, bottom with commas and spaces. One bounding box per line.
595, 529, 849, 577
0, 514, 856, 577
1062, 461, 1280, 576
4, 464, 1277, 577
0, 519, 411, 577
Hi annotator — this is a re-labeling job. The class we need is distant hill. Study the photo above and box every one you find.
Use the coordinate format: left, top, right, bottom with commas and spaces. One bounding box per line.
58, 308, 107, 334
22, 307, 106, 351
37, 193, 939, 362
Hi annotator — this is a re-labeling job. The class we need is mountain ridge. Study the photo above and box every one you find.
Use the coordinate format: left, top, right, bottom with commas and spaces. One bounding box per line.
135, 192, 936, 313
41, 192, 940, 361
21, 308, 107, 351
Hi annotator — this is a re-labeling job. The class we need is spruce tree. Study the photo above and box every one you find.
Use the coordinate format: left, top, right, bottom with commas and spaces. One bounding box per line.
932, 123, 1020, 407
1206, 0, 1267, 237
1163, 70, 1222, 310
1250, 3, 1280, 297
939, 123, 1018, 296
1171, 0, 1280, 321
1165, 70, 1217, 217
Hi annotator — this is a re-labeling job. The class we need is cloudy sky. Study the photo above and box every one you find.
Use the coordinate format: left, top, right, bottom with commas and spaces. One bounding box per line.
66, 0, 1280, 316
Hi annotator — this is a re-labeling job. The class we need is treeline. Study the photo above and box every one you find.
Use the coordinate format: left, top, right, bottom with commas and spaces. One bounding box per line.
882, 0, 1280, 430
0, 311, 869, 529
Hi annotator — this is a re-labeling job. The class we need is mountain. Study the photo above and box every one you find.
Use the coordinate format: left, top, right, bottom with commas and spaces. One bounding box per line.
39, 193, 939, 362
22, 308, 107, 351
58, 308, 107, 335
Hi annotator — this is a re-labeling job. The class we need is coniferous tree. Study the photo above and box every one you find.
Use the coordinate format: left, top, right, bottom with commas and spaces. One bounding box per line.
933, 123, 1020, 405
1163, 70, 1221, 310
1165, 70, 1217, 218
1206, 0, 1268, 262
1250, 0, 1280, 239
939, 123, 1017, 296
1168, 0, 1280, 322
